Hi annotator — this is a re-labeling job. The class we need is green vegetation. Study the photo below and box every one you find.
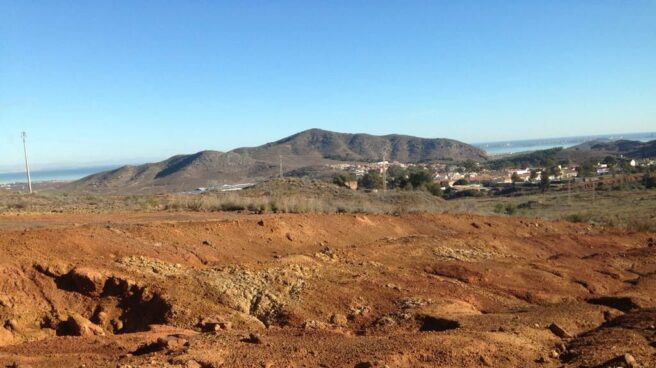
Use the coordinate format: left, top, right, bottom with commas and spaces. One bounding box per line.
488, 147, 563, 170
385, 166, 443, 196
358, 170, 384, 190
577, 161, 596, 178
511, 172, 521, 185
539, 170, 550, 192
338, 166, 444, 196
643, 172, 656, 189
493, 202, 517, 215
462, 159, 479, 173
332, 172, 356, 187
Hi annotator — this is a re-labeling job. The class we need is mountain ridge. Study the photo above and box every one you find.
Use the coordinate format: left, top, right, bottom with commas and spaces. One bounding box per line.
63, 128, 487, 193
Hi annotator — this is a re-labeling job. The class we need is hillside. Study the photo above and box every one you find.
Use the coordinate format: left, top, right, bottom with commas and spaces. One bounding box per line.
558, 139, 656, 161
64, 129, 487, 193
488, 139, 656, 168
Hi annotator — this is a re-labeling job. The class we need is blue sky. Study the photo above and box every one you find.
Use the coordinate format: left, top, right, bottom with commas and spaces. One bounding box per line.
1, 0, 655, 171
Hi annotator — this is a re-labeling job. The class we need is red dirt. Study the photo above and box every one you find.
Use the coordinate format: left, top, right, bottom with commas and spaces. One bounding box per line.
0, 211, 654, 367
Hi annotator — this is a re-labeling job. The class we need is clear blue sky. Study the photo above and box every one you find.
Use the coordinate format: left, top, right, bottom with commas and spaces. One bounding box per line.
1, 1, 655, 171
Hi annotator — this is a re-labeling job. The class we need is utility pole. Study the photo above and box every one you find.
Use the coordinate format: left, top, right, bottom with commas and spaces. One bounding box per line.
21, 131, 33, 194
382, 148, 388, 192
279, 154, 283, 178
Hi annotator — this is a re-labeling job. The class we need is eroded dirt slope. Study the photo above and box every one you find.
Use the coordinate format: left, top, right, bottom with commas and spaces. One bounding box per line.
0, 212, 654, 367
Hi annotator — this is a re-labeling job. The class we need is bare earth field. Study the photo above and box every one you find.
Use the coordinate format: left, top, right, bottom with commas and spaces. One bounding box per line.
0, 210, 654, 367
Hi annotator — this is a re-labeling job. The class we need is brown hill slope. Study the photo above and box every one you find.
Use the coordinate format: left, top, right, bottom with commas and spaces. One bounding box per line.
64, 129, 487, 193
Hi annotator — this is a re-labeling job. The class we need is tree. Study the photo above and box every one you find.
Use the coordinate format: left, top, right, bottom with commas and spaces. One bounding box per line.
332, 172, 356, 187
407, 167, 434, 189
643, 172, 656, 189
462, 159, 478, 173
425, 182, 443, 196
540, 170, 551, 192
511, 172, 521, 186
529, 169, 538, 181
577, 161, 595, 178
453, 179, 469, 186
549, 165, 562, 178
386, 165, 408, 189
358, 170, 384, 190
602, 156, 617, 167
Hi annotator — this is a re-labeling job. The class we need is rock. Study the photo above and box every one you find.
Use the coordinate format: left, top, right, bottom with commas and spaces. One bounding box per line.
554, 341, 567, 352
623, 353, 637, 368
374, 316, 396, 327
59, 313, 106, 337
354, 362, 374, 368
111, 319, 124, 332
303, 320, 330, 330
0, 327, 16, 346
132, 335, 189, 355
599, 353, 638, 368
286, 233, 294, 241
199, 317, 231, 332
185, 361, 202, 368
202, 240, 213, 246
4, 319, 18, 331
6, 363, 33, 368
550, 350, 559, 359
257, 220, 265, 226
330, 313, 348, 327
241, 333, 263, 344
156, 335, 189, 351
0, 295, 13, 308
548, 322, 571, 339
64, 267, 108, 296
95, 311, 110, 327
479, 355, 492, 366
33, 261, 70, 278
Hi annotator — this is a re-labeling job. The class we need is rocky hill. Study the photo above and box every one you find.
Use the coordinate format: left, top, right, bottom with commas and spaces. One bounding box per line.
64, 129, 487, 193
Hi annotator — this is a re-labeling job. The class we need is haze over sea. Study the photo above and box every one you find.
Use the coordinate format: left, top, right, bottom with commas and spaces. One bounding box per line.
1, 132, 655, 185
477, 132, 656, 155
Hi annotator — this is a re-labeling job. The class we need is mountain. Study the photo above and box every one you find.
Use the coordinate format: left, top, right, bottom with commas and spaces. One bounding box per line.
64, 129, 487, 193
558, 139, 656, 161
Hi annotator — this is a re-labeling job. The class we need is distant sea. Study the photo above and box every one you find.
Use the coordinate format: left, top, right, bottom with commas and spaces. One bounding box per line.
0, 165, 119, 185
475, 132, 656, 156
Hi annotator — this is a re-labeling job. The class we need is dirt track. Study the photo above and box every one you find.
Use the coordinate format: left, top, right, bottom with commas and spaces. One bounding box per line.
0, 211, 654, 367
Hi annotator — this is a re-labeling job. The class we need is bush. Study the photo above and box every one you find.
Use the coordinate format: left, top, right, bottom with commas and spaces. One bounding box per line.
358, 170, 384, 190
333, 173, 356, 188
220, 202, 246, 211
564, 213, 587, 223
493, 202, 517, 215
425, 182, 443, 196
643, 173, 656, 189
504, 203, 517, 215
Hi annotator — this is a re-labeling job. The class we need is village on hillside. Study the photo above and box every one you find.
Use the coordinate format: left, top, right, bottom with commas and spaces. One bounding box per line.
329, 155, 655, 193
